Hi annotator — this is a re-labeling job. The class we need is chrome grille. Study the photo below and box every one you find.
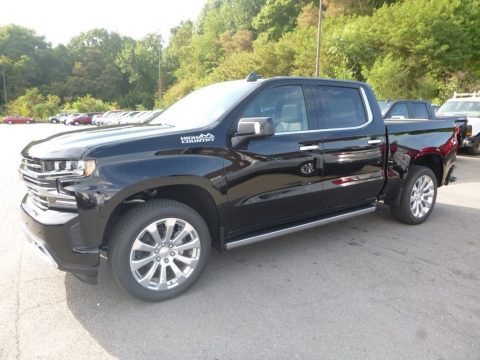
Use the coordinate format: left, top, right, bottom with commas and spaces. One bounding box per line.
22, 157, 43, 173
20, 157, 77, 210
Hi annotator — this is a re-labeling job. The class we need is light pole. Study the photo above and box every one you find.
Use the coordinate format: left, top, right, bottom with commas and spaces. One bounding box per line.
158, 33, 162, 107
315, 0, 323, 78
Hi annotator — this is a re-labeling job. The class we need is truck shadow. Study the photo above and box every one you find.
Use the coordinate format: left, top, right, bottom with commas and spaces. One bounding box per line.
65, 201, 480, 359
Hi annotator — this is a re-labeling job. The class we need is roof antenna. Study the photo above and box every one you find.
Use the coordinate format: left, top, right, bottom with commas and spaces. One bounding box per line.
246, 72, 261, 82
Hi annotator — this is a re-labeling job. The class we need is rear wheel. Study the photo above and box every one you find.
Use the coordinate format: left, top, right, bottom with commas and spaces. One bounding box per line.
74, 121, 79, 126
7, 120, 12, 124
25, 120, 31, 124
468, 137, 480, 156
51, 119, 57, 124
391, 166, 437, 225
109, 199, 211, 301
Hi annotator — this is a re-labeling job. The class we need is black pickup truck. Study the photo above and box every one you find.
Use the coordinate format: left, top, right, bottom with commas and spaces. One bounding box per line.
20, 76, 458, 301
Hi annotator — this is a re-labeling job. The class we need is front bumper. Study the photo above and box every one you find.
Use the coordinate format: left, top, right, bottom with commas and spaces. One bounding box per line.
20, 195, 99, 284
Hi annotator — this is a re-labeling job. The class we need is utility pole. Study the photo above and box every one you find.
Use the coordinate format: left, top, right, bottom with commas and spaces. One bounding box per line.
2, 65, 7, 111
315, 0, 323, 78
158, 34, 162, 107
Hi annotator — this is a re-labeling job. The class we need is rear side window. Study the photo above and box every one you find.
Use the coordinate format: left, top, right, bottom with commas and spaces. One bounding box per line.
389, 103, 409, 118
411, 103, 429, 119
315, 86, 367, 129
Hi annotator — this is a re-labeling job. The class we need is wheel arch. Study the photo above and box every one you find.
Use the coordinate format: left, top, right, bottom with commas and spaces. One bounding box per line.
102, 180, 224, 252
410, 153, 443, 186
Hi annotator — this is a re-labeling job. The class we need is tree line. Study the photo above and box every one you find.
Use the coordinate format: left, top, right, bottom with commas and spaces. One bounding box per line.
1, 0, 479, 118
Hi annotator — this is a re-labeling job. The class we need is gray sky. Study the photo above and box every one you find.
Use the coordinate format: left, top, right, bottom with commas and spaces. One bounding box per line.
0, 0, 208, 45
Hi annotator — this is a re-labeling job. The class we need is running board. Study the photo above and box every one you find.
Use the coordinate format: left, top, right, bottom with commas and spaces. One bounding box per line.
225, 204, 377, 250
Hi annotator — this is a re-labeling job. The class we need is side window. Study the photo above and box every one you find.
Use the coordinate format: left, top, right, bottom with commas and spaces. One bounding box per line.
241, 86, 309, 133
411, 103, 429, 119
389, 103, 409, 118
315, 86, 368, 129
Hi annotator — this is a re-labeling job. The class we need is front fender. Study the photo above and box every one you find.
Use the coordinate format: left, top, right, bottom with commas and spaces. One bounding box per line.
60, 152, 227, 249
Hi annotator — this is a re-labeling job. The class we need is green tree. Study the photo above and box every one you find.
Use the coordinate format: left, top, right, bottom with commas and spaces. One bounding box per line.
64, 94, 117, 113
66, 29, 133, 103
7, 88, 60, 119
117, 33, 162, 108
252, 0, 315, 40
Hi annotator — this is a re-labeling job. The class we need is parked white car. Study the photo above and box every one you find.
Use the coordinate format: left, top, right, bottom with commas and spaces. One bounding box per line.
93, 111, 123, 125
437, 91, 480, 155
138, 110, 163, 124
49, 113, 68, 124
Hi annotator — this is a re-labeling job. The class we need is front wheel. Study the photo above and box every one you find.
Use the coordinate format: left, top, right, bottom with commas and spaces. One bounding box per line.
109, 199, 211, 301
391, 166, 437, 225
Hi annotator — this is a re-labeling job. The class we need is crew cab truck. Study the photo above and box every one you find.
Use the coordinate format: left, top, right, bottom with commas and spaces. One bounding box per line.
20, 76, 458, 301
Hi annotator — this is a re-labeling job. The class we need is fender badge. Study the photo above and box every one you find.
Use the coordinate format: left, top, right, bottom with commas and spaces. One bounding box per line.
180, 133, 215, 144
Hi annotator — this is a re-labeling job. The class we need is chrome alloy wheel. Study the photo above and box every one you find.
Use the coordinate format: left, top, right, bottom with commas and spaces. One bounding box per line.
409, 175, 434, 218
129, 218, 201, 291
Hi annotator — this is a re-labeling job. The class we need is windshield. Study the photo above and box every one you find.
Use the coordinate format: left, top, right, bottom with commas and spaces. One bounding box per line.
437, 100, 480, 117
150, 80, 259, 129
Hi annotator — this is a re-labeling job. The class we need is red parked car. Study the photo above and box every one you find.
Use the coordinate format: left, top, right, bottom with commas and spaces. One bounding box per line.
2, 115, 35, 124
67, 112, 103, 126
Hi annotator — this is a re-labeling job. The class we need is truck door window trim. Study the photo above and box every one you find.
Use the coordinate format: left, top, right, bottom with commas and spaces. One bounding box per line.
274, 87, 373, 136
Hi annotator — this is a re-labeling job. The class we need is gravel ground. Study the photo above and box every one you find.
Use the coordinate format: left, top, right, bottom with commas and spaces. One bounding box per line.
0, 124, 479, 360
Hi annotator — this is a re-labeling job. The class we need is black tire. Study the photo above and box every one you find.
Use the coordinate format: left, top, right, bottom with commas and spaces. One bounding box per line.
390, 165, 437, 225
74, 121, 79, 126
51, 119, 57, 124
108, 199, 211, 301
7, 121, 12, 124
26, 120, 31, 124
468, 137, 480, 156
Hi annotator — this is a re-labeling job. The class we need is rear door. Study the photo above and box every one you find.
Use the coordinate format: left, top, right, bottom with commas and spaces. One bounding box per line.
312, 84, 386, 210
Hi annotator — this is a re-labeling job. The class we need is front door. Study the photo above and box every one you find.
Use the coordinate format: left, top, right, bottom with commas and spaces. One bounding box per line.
224, 84, 324, 236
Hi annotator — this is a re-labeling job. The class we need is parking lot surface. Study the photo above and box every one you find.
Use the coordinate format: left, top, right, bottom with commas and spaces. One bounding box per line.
0, 124, 479, 360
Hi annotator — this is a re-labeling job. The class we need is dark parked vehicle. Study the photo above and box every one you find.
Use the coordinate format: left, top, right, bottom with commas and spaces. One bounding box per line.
378, 100, 470, 153
3, 115, 35, 124
20, 76, 458, 301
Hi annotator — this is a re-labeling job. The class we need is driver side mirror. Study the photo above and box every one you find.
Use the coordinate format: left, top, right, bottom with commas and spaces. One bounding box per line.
232, 117, 274, 147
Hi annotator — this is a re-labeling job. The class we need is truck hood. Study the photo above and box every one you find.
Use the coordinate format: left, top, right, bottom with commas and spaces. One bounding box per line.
22, 124, 177, 160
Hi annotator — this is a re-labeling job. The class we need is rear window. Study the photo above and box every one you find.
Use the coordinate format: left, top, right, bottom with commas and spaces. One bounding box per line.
411, 103, 429, 119
389, 103, 409, 118
315, 86, 367, 129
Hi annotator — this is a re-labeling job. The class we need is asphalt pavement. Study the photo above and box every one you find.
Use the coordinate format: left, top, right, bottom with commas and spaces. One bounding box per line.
0, 124, 479, 360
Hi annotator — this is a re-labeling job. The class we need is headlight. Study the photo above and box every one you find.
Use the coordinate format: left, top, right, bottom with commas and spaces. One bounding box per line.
42, 160, 96, 177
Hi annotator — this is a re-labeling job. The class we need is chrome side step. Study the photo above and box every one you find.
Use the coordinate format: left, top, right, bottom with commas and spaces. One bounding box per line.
225, 205, 376, 250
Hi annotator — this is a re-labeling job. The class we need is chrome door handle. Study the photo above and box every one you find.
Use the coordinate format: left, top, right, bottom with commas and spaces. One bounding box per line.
367, 139, 382, 145
299, 145, 320, 151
